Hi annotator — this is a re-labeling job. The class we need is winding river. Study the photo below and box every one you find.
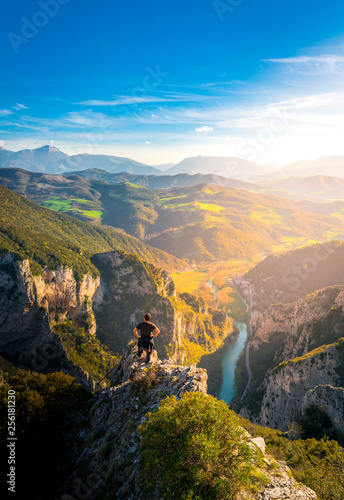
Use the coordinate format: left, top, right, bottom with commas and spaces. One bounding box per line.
218, 322, 248, 403
206, 277, 249, 404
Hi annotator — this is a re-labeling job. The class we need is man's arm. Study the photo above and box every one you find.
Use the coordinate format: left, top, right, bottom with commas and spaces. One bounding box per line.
152, 327, 160, 338
133, 327, 140, 338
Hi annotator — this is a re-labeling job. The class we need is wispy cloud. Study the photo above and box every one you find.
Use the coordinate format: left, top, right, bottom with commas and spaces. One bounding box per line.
195, 126, 213, 133
0, 109, 13, 116
263, 55, 344, 64
65, 110, 116, 127
77, 96, 171, 106
12, 103, 28, 110
262, 54, 344, 74
77, 91, 215, 107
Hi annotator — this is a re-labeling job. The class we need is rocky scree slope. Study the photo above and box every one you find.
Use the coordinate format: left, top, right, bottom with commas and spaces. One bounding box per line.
58, 344, 317, 500
240, 285, 344, 433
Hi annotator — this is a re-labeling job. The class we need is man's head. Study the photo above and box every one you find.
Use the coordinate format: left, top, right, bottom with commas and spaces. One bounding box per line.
144, 313, 151, 322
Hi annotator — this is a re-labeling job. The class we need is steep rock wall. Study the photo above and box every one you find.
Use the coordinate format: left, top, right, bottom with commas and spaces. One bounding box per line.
240, 286, 344, 431
301, 385, 344, 434
92, 251, 177, 355
251, 286, 344, 362
259, 343, 343, 430
93, 251, 232, 362
0, 254, 101, 387
0, 249, 232, 382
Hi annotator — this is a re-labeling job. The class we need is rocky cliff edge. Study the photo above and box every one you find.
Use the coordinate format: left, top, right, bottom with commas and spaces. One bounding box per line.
59, 344, 317, 500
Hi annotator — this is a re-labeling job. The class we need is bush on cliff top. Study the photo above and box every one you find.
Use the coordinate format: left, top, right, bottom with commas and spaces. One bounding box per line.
238, 414, 344, 500
139, 392, 263, 499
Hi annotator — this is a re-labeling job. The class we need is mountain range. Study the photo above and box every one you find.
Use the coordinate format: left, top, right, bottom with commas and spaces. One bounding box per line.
0, 183, 183, 273
259, 175, 344, 202
62, 168, 259, 191
164, 155, 273, 180
64, 169, 344, 202
1, 168, 344, 264
271, 155, 344, 179
2, 145, 344, 182
0, 145, 162, 176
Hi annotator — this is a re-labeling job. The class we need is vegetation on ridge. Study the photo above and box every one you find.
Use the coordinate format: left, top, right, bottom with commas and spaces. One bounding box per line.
0, 364, 91, 499
0, 183, 184, 274
53, 321, 121, 383
139, 392, 265, 499
239, 414, 344, 500
2, 170, 344, 264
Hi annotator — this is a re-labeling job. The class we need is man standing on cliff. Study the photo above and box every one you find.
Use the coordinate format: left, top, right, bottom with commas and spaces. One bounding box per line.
133, 313, 160, 364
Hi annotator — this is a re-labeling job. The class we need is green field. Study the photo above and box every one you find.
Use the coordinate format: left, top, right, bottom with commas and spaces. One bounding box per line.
3, 170, 344, 266
196, 202, 225, 212
42, 197, 103, 219
42, 196, 86, 210
77, 209, 103, 219
171, 269, 210, 293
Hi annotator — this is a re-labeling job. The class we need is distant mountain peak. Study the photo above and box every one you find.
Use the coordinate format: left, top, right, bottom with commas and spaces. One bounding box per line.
34, 145, 63, 153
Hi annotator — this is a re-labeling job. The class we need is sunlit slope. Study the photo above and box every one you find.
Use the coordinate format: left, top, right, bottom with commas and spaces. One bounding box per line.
0, 184, 184, 272
259, 175, 344, 202
244, 240, 344, 310
1, 169, 344, 264
144, 184, 344, 262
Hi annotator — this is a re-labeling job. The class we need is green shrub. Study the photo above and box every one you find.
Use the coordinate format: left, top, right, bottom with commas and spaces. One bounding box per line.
299, 406, 338, 442
139, 392, 261, 499
53, 320, 120, 383
99, 441, 112, 458
237, 414, 344, 500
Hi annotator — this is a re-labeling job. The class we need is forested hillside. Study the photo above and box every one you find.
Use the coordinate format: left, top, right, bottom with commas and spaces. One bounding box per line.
0, 184, 184, 274
1, 169, 344, 264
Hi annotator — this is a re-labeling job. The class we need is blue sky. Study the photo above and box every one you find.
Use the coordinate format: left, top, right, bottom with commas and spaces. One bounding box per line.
1, 0, 344, 165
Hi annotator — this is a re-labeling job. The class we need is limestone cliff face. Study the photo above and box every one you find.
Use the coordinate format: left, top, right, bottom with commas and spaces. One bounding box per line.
301, 385, 344, 434
93, 251, 232, 363
0, 248, 231, 386
92, 251, 177, 355
58, 345, 317, 500
250, 286, 344, 362
0, 253, 101, 387
260, 343, 343, 431
240, 286, 344, 432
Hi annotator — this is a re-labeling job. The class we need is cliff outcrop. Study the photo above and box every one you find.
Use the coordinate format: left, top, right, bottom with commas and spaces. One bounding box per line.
260, 342, 344, 431
244, 241, 344, 311
240, 285, 344, 433
0, 250, 232, 386
93, 251, 232, 363
59, 344, 317, 500
0, 254, 100, 387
